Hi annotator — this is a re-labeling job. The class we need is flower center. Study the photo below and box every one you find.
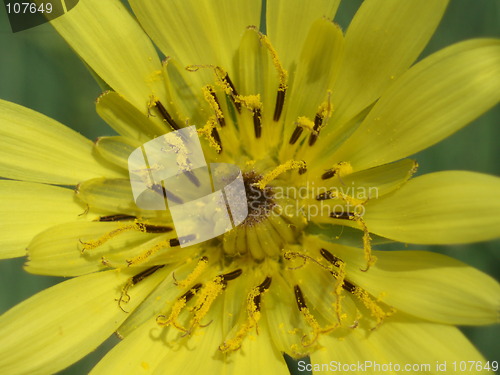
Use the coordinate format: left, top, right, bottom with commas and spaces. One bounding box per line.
241, 171, 275, 226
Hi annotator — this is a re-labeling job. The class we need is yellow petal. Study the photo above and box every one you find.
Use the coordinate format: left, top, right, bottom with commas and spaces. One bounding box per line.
0, 181, 85, 259
48, 0, 167, 109
0, 268, 167, 375
95, 136, 141, 171
0, 100, 122, 184
364, 171, 500, 244
330, 244, 500, 325
266, 0, 340, 73
333, 39, 500, 170
129, 0, 261, 74
319, 0, 449, 151
311, 317, 486, 375
281, 17, 344, 160
76, 178, 141, 215
25, 221, 154, 276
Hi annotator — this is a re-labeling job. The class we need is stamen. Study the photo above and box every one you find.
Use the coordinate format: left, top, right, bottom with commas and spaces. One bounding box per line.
174, 256, 209, 289
125, 237, 180, 266
253, 108, 262, 138
223, 73, 242, 112
308, 114, 322, 146
298, 162, 307, 175
273, 89, 286, 122
202, 86, 225, 127
186, 65, 241, 112
309, 92, 333, 146
157, 283, 202, 331
79, 222, 154, 252
246, 26, 288, 122
220, 269, 243, 284
116, 265, 165, 312
320, 161, 353, 182
294, 285, 335, 346
219, 276, 272, 353
328, 209, 376, 271
150, 182, 183, 204
97, 214, 136, 222
186, 276, 227, 334
148, 96, 180, 131
197, 117, 222, 153
320, 248, 391, 328
289, 125, 304, 145
141, 224, 173, 233
255, 160, 307, 189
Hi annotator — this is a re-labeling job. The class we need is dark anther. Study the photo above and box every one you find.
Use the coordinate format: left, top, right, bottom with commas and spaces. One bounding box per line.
316, 191, 333, 201
153, 100, 180, 131
131, 265, 165, 285
253, 108, 262, 138
298, 161, 307, 175
294, 285, 307, 310
169, 238, 181, 247
273, 89, 286, 122
181, 283, 203, 302
320, 248, 343, 267
224, 73, 241, 113
220, 269, 243, 282
329, 212, 355, 220
289, 125, 303, 145
308, 113, 323, 146
253, 276, 272, 311
209, 89, 226, 127
98, 214, 136, 222
142, 224, 173, 233
321, 169, 336, 180
211, 127, 223, 153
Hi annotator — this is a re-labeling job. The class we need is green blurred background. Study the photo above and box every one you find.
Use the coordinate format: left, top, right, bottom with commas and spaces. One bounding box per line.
0, 1, 498, 374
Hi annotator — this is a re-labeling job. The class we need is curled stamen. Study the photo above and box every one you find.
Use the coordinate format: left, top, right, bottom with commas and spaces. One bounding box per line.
219, 276, 272, 353
79, 222, 154, 252
293, 285, 336, 347
116, 265, 165, 313
157, 283, 202, 332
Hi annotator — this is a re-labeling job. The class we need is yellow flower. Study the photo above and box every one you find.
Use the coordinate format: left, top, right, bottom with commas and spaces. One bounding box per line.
0, 0, 499, 374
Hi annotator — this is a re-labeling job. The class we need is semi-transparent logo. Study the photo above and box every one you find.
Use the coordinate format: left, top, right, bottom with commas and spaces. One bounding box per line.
128, 126, 248, 248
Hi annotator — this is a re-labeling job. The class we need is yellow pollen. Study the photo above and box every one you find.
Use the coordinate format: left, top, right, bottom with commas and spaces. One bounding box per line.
236, 94, 262, 111
330, 161, 353, 179
197, 116, 221, 152
317, 91, 333, 122
125, 239, 172, 266
256, 160, 307, 189
352, 288, 394, 329
175, 257, 209, 289
186, 65, 234, 96
355, 215, 377, 272
219, 284, 267, 352
156, 297, 189, 332
79, 223, 147, 252
299, 306, 336, 347
247, 26, 288, 91
187, 277, 226, 334
296, 116, 315, 132
202, 85, 224, 119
